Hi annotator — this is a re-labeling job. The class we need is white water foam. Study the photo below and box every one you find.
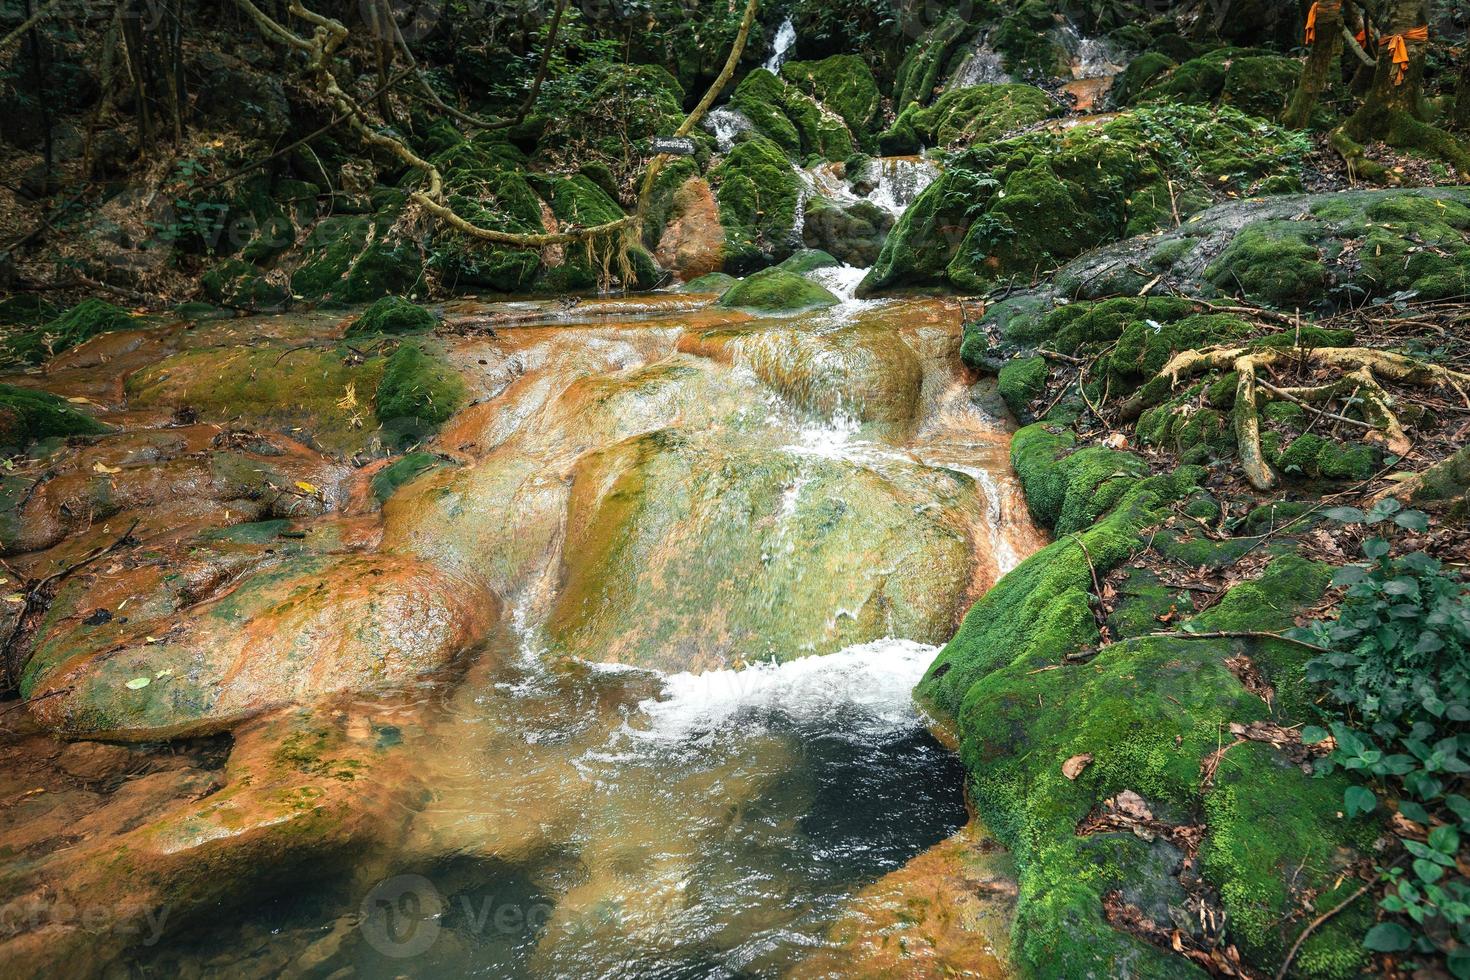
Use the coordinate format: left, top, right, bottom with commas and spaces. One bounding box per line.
630, 638, 939, 741
704, 106, 753, 152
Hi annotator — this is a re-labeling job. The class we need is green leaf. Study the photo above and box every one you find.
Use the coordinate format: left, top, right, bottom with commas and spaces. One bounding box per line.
1415, 858, 1445, 883
1364, 538, 1391, 559
1363, 922, 1413, 952
1399, 801, 1430, 824
1395, 510, 1429, 531
1345, 785, 1377, 818
1324, 506, 1368, 523
124, 677, 151, 690
1430, 825, 1461, 854
1301, 725, 1330, 745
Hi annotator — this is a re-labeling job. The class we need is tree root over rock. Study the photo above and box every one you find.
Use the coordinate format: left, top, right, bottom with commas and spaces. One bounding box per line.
1159, 346, 1470, 490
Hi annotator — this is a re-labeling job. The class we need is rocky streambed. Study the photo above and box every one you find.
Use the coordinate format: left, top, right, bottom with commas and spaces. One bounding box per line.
0, 284, 1041, 976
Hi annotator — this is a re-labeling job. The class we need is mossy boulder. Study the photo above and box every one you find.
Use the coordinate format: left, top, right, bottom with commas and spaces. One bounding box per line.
880, 84, 1057, 153
678, 272, 737, 293
1108, 51, 1175, 107
860, 106, 1310, 296
717, 268, 840, 314
916, 447, 1374, 978
0, 384, 108, 454
374, 341, 468, 449
780, 55, 881, 137
4, 299, 139, 365
992, 0, 1069, 79
997, 356, 1048, 421
891, 11, 971, 110
346, 296, 437, 337
731, 69, 802, 156
1044, 188, 1470, 310
200, 259, 289, 309
712, 136, 804, 273
776, 248, 839, 275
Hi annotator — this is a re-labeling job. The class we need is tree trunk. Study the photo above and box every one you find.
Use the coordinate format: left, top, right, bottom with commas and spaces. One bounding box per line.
1284, 0, 1344, 128
1336, 0, 1470, 175
1454, 52, 1470, 131
1351, 0, 1429, 123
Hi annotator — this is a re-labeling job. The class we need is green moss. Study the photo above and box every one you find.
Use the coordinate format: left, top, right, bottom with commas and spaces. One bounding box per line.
881, 83, 1056, 150
992, 0, 1067, 79
716, 267, 839, 314
1219, 55, 1300, 121
1009, 423, 1158, 535
4, 299, 138, 365
779, 54, 881, 136
863, 106, 1309, 295
373, 341, 468, 449
998, 356, 1048, 420
891, 11, 970, 110
731, 69, 801, 155
1205, 222, 1325, 308
201, 259, 289, 309
1190, 554, 1332, 633
0, 383, 109, 454
370, 452, 455, 503
346, 296, 437, 337
678, 272, 737, 293
1201, 741, 1374, 974
776, 249, 839, 275
1110, 52, 1176, 106
712, 137, 804, 272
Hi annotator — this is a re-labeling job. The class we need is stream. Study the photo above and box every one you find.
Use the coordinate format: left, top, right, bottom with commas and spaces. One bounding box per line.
90, 157, 1047, 975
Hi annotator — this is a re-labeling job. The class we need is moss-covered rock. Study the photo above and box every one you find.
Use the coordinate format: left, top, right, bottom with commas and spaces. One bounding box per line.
678, 272, 737, 293
374, 341, 468, 449
370, 451, 456, 503
346, 296, 437, 337
998, 356, 1048, 421
1108, 52, 1175, 108
776, 248, 839, 275
860, 106, 1311, 296
0, 384, 109, 454
716, 267, 840, 314
711, 136, 804, 273
891, 11, 971, 110
1045, 188, 1470, 310
880, 84, 1057, 153
4, 299, 139, 365
731, 69, 802, 156
200, 259, 289, 310
992, 0, 1068, 80
780, 55, 881, 137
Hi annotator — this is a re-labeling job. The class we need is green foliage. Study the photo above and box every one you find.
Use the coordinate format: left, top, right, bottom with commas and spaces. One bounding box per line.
1294, 502, 1470, 976
0, 383, 109, 454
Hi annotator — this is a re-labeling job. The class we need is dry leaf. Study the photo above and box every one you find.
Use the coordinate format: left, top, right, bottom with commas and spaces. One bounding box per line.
1062, 753, 1093, 780
295, 481, 319, 495
92, 462, 121, 474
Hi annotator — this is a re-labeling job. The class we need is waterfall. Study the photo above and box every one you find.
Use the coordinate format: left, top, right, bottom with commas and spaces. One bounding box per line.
863, 157, 940, 217
951, 35, 1011, 88
764, 16, 797, 73
1054, 20, 1123, 80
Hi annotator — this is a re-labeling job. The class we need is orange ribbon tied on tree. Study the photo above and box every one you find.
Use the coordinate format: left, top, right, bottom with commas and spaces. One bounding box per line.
1385, 26, 1430, 85
1304, 2, 1320, 44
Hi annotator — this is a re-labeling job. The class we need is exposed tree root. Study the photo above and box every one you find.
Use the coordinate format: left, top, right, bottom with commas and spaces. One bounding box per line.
1159, 346, 1470, 490
232, 0, 759, 255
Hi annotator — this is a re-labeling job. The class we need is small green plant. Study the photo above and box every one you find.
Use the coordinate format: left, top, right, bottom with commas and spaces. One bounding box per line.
1293, 499, 1470, 976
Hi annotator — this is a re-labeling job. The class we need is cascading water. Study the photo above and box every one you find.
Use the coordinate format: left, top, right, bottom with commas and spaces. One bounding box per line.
703, 105, 753, 152
764, 16, 797, 72
951, 33, 1012, 88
